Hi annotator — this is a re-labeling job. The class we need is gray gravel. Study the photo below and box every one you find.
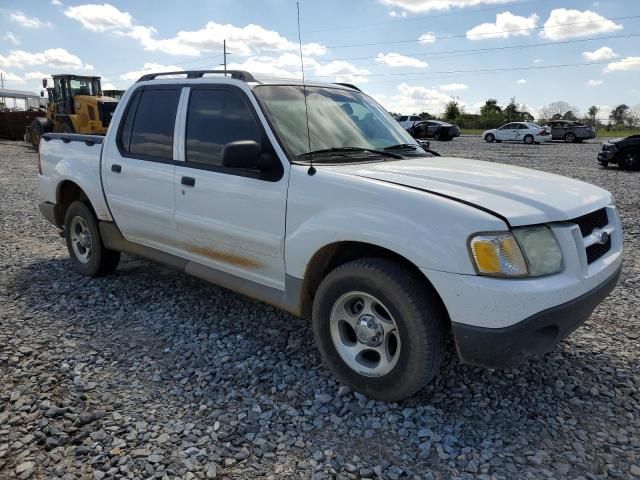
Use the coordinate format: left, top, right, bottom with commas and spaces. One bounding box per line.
1, 136, 639, 480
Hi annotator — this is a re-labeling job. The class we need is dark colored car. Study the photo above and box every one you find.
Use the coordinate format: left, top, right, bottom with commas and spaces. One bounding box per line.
597, 135, 640, 170
544, 120, 596, 143
408, 119, 460, 141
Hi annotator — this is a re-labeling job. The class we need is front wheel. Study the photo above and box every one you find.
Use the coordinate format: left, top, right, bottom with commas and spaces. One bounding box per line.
312, 258, 446, 401
64, 201, 120, 277
485, 133, 495, 143
618, 148, 640, 170
523, 134, 534, 145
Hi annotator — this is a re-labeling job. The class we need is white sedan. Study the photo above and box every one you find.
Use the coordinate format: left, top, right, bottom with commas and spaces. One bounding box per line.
483, 122, 552, 144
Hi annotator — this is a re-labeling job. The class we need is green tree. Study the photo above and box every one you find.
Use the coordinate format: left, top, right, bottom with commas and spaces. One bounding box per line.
443, 100, 461, 120
480, 98, 502, 116
587, 105, 599, 126
562, 111, 578, 121
419, 111, 434, 120
609, 104, 630, 125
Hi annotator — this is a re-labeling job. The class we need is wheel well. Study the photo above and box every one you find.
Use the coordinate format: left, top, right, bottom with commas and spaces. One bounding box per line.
55, 181, 93, 226
299, 241, 449, 321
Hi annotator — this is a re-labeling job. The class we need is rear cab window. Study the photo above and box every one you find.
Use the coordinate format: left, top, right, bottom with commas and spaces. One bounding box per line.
118, 87, 181, 161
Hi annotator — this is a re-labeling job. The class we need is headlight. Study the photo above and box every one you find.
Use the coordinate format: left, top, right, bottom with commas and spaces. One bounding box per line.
469, 227, 562, 277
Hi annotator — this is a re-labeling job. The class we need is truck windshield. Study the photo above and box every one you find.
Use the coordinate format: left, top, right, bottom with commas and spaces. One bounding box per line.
254, 85, 421, 160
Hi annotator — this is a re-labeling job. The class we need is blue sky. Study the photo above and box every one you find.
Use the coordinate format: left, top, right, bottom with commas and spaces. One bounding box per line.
1, 0, 639, 119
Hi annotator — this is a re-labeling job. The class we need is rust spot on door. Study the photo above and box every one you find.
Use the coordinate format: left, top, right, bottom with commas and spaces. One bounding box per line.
185, 244, 261, 269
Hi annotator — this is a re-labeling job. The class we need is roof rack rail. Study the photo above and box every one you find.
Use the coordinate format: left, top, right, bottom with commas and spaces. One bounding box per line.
136, 70, 257, 83
333, 82, 361, 92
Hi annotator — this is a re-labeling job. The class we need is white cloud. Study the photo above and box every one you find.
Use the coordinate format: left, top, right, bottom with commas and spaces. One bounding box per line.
582, 46, 618, 61
533, 58, 543, 63
389, 10, 407, 17
25, 71, 49, 80
466, 12, 538, 40
102, 82, 118, 90
65, 4, 326, 58
373, 83, 463, 115
586, 79, 603, 86
439, 83, 468, 91
9, 11, 53, 29
604, 57, 640, 73
380, 0, 513, 13
0, 70, 24, 85
418, 32, 436, 44
3, 32, 20, 46
51, 0, 63, 5
540, 9, 622, 41
516, 79, 527, 84
65, 4, 133, 32
376, 52, 428, 68
313, 60, 371, 84
0, 48, 93, 70
119, 62, 185, 81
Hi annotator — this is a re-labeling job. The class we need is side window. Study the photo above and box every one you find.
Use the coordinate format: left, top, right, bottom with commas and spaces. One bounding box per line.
119, 89, 141, 153
397, 116, 408, 122
411, 115, 421, 122
185, 89, 262, 167
518, 124, 528, 129
128, 88, 181, 160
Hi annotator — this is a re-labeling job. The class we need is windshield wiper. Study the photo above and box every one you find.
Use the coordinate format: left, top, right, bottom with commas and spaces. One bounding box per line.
298, 147, 402, 160
384, 143, 419, 151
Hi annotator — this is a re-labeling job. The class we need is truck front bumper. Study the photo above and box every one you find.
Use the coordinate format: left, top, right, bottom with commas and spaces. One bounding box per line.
449, 265, 621, 369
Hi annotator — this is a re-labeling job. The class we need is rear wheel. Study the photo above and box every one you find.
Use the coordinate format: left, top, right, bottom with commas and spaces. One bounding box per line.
485, 133, 495, 143
64, 201, 120, 277
29, 118, 52, 150
524, 134, 534, 145
565, 132, 576, 143
618, 148, 640, 171
312, 258, 446, 401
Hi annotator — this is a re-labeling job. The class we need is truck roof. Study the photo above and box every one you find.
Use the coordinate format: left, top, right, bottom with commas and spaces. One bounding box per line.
135, 69, 361, 91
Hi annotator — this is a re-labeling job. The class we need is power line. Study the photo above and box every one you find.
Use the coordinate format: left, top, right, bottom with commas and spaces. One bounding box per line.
336, 59, 615, 85
309, 32, 640, 66
302, 0, 553, 34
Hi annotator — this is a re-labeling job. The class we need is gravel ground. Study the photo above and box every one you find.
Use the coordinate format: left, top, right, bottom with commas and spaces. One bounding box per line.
1, 136, 638, 480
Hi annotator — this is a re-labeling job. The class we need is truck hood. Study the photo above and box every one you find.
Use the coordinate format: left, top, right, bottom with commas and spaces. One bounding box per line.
328, 156, 612, 226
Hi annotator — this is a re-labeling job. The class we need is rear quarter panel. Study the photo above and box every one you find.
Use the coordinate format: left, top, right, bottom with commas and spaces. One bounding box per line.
38, 136, 113, 221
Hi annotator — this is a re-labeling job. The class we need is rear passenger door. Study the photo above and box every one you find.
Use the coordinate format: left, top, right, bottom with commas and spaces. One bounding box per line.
173, 86, 288, 290
102, 86, 182, 251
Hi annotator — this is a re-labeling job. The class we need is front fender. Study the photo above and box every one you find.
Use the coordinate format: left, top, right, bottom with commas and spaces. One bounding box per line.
284, 167, 508, 279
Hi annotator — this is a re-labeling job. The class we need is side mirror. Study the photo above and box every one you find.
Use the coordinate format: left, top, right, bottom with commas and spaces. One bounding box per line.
221, 140, 262, 170
42, 79, 48, 89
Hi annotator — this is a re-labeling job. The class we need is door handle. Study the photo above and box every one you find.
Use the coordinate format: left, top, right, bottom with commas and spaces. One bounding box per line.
111, 164, 122, 173
181, 176, 195, 187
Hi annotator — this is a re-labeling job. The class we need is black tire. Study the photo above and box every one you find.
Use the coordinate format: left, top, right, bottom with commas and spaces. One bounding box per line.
485, 133, 495, 143
312, 258, 446, 401
29, 117, 52, 150
617, 148, 640, 171
523, 134, 534, 145
64, 201, 120, 277
564, 132, 576, 143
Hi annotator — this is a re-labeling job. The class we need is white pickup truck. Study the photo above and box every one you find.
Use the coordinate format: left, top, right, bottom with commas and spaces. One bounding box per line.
38, 70, 623, 401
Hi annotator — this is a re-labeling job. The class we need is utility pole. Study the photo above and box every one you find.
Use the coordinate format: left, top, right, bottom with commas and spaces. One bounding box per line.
1, 72, 4, 89
223, 40, 227, 76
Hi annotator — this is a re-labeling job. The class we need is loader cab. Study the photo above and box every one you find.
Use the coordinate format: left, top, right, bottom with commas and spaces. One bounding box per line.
41, 74, 118, 135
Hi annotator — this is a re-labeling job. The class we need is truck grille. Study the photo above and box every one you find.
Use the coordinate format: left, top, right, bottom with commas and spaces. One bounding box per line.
570, 208, 611, 264
572, 208, 608, 237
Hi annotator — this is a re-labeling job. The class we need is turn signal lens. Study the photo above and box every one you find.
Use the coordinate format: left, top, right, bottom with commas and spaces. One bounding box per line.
469, 233, 528, 276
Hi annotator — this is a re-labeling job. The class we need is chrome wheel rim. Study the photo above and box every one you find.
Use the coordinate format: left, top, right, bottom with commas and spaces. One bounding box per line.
70, 216, 92, 264
329, 291, 401, 377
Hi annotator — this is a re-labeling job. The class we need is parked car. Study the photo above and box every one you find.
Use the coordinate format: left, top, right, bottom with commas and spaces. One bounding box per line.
408, 119, 460, 141
37, 70, 623, 401
483, 122, 552, 144
394, 114, 422, 130
544, 120, 596, 143
597, 135, 640, 170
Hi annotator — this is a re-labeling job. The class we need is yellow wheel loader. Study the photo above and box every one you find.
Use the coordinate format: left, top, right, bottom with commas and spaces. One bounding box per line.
29, 75, 119, 149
